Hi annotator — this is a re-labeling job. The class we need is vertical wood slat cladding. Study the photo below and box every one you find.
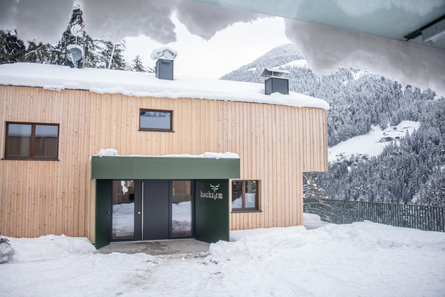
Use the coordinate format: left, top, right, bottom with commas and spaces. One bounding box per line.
0, 86, 327, 239
0, 87, 92, 238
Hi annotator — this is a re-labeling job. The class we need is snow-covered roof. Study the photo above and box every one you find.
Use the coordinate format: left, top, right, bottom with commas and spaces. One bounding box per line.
150, 47, 177, 60
0, 63, 329, 110
262, 67, 289, 78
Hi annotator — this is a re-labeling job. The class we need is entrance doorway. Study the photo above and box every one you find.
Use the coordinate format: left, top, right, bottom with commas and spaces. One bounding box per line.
111, 180, 194, 241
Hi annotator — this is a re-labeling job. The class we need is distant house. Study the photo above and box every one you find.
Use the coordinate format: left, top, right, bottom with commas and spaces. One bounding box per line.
0, 60, 328, 248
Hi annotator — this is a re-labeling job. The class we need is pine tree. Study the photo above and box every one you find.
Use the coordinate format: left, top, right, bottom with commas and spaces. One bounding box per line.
98, 41, 126, 70
54, 7, 99, 67
23, 41, 55, 64
132, 55, 145, 72
0, 30, 25, 64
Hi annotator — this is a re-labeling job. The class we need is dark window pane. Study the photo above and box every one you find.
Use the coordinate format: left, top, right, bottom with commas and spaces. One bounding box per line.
6, 124, 31, 157
140, 110, 171, 130
245, 181, 257, 208
232, 181, 243, 209
34, 125, 58, 158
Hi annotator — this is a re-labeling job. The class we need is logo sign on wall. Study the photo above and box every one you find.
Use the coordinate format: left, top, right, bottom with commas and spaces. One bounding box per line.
200, 183, 223, 200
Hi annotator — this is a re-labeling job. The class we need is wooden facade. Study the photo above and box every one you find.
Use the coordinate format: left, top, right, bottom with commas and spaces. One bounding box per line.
0, 85, 327, 242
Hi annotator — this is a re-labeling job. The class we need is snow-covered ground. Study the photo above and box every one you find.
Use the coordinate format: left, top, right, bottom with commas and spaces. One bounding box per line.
1, 218, 445, 297
328, 121, 420, 162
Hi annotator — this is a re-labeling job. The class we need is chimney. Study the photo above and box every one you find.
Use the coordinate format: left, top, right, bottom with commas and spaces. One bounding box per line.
262, 68, 289, 95
151, 47, 177, 80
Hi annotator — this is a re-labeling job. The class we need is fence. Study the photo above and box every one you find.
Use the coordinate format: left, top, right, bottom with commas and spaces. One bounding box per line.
303, 198, 445, 232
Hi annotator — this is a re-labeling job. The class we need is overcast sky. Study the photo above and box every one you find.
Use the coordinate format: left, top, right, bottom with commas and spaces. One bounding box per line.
123, 16, 290, 79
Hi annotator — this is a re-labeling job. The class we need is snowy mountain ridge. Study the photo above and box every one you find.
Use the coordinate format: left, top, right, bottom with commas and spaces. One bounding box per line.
222, 44, 445, 206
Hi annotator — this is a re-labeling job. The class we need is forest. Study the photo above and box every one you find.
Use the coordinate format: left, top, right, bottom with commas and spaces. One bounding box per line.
223, 44, 445, 206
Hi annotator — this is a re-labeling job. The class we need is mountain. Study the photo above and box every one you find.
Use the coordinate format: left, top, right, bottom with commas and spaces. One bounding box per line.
222, 44, 445, 206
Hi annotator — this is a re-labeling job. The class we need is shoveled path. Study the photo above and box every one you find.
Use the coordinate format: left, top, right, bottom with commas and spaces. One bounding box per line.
98, 239, 210, 255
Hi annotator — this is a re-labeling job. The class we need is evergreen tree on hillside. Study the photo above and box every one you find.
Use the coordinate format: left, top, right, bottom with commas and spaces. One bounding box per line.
0, 30, 25, 64
98, 41, 126, 70
132, 55, 146, 72
313, 99, 445, 206
23, 41, 56, 64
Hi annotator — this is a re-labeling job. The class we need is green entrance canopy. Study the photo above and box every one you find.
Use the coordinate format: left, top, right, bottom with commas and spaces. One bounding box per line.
92, 155, 240, 248
91, 155, 240, 180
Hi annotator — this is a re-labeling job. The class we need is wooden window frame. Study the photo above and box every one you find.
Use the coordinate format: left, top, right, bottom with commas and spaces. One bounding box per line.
231, 180, 260, 212
3, 121, 59, 161
139, 109, 173, 132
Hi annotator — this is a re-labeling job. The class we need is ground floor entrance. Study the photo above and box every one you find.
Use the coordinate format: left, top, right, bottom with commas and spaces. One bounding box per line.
112, 180, 194, 241
92, 155, 240, 249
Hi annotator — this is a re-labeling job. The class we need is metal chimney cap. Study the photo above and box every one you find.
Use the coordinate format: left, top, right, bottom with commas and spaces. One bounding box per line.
262, 67, 289, 78
151, 47, 178, 60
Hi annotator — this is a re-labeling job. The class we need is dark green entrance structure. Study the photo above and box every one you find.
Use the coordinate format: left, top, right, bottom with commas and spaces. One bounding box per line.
91, 155, 240, 249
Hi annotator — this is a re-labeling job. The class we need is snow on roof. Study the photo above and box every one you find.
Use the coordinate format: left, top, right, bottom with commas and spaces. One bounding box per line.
0, 63, 329, 110
95, 148, 240, 159
262, 67, 289, 77
150, 47, 177, 60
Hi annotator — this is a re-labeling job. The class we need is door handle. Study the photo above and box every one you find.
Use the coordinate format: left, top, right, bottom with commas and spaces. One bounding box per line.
138, 211, 141, 215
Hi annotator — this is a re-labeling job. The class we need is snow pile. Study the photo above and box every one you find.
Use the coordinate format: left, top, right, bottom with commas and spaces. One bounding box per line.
0, 63, 329, 110
1, 223, 445, 296
0, 238, 14, 263
95, 148, 119, 157
6, 235, 95, 262
328, 121, 420, 162
303, 213, 327, 229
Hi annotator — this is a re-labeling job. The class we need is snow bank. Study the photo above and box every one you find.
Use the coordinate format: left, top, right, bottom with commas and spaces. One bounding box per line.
303, 213, 327, 229
215, 222, 445, 296
328, 121, 420, 162
6, 235, 95, 262
0, 63, 329, 110
1, 223, 445, 296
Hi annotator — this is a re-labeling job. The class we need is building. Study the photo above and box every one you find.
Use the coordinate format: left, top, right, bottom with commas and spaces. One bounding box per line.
0, 61, 328, 248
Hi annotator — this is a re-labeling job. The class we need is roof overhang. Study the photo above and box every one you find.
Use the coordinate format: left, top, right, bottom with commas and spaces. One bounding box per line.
91, 156, 240, 180
190, 0, 445, 50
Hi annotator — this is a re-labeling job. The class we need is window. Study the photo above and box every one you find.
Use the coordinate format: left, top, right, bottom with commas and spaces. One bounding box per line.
139, 109, 173, 132
232, 180, 259, 211
4, 122, 59, 160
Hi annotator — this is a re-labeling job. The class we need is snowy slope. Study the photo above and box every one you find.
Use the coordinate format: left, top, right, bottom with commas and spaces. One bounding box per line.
1, 224, 445, 297
328, 121, 421, 162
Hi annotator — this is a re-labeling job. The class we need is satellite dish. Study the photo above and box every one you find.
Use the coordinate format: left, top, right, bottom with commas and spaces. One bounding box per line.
70, 24, 83, 37
66, 44, 84, 68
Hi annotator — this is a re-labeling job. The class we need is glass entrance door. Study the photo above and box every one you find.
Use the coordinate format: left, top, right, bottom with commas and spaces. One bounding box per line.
111, 180, 193, 241
111, 180, 135, 240
171, 181, 193, 237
